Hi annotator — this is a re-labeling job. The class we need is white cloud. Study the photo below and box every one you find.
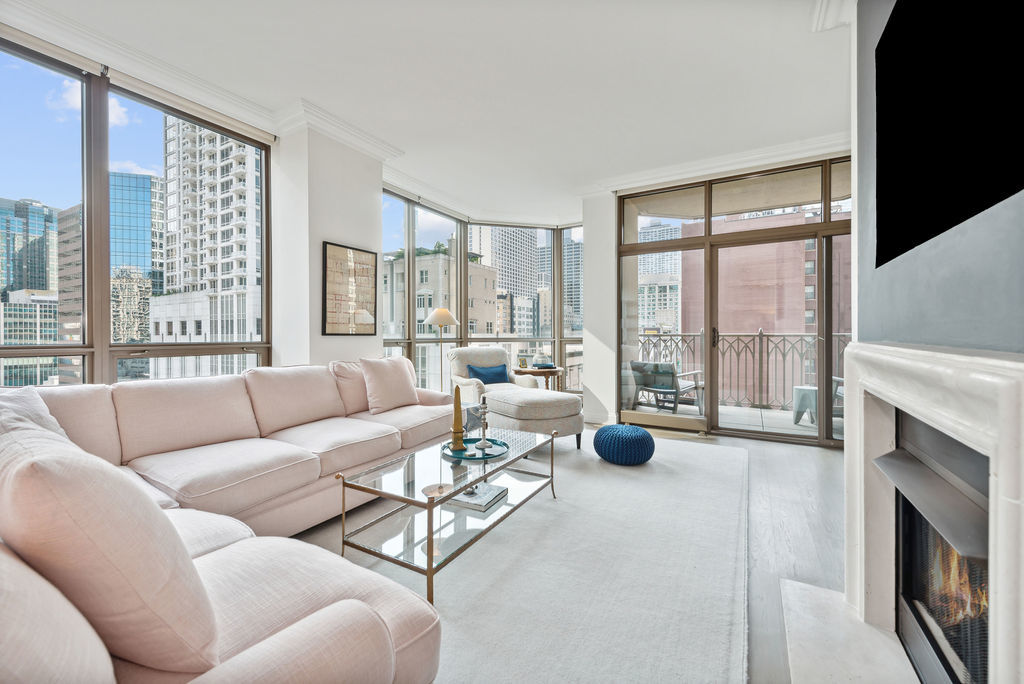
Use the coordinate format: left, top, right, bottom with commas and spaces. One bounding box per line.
46, 79, 82, 114
45, 82, 137, 127
108, 95, 130, 126
110, 160, 161, 177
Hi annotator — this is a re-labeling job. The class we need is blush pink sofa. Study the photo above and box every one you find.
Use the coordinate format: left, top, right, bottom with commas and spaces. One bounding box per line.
0, 360, 451, 683
36, 360, 455, 537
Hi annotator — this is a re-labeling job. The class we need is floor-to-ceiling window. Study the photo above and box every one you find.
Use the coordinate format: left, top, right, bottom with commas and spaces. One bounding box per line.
381, 191, 582, 394
618, 158, 851, 445
0, 39, 271, 386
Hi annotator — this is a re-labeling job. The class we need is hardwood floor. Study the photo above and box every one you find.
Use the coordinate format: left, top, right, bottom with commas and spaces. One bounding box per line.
649, 429, 845, 684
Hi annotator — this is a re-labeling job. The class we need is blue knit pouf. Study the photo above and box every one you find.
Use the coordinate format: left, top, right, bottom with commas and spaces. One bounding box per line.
593, 425, 655, 466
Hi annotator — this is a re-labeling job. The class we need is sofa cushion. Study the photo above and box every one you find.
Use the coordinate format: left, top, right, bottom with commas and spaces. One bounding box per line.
329, 360, 369, 415
484, 388, 583, 420
0, 410, 218, 673
119, 466, 179, 509
349, 404, 453, 449
38, 384, 122, 465
361, 357, 419, 414
194, 536, 440, 682
244, 366, 346, 436
267, 417, 401, 477
164, 508, 255, 558
130, 438, 320, 516
0, 543, 116, 684
480, 382, 522, 395
113, 375, 260, 462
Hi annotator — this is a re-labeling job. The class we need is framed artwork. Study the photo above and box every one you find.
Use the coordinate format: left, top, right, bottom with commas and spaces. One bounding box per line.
322, 241, 377, 336
518, 358, 528, 368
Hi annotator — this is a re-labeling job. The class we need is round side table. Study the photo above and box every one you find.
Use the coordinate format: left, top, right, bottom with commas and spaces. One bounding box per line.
513, 366, 564, 390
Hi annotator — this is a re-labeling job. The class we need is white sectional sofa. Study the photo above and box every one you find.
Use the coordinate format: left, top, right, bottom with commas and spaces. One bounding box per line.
37, 360, 455, 537
0, 359, 454, 683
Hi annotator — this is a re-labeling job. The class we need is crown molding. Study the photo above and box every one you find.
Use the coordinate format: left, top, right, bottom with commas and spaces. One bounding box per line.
593, 131, 851, 196
811, 0, 855, 32
1, 0, 277, 132
276, 99, 403, 162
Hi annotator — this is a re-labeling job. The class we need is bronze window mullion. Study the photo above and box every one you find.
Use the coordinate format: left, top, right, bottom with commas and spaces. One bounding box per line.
85, 72, 111, 384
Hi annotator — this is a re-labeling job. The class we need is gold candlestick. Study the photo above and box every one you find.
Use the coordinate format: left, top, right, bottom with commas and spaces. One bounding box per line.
451, 385, 465, 451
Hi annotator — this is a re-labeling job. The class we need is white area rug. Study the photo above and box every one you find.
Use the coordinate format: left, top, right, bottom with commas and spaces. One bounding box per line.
298, 429, 749, 683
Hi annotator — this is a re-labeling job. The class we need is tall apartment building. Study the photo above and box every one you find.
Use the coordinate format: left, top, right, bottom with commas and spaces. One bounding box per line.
468, 225, 539, 336
561, 235, 583, 335
151, 117, 262, 350
56, 204, 83, 344
0, 197, 58, 297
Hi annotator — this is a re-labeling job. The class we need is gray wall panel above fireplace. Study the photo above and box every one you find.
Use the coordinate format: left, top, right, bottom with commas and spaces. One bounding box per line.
857, 0, 1024, 353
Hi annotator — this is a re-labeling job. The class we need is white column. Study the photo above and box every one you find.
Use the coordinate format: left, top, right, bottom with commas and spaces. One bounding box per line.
581, 191, 618, 425
270, 124, 385, 366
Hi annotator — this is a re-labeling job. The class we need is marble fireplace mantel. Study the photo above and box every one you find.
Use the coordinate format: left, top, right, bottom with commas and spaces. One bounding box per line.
844, 342, 1024, 681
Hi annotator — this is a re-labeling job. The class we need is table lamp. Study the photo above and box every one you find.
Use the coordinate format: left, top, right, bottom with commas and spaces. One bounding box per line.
423, 307, 459, 392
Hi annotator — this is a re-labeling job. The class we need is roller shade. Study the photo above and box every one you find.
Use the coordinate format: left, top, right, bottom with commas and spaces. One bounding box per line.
623, 185, 705, 223
711, 166, 822, 216
109, 70, 275, 146
831, 161, 852, 202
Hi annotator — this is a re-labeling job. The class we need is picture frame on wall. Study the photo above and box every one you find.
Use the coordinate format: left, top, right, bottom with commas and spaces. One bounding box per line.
322, 241, 377, 336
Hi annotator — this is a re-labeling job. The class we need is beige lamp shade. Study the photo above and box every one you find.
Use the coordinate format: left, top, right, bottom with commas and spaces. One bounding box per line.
423, 307, 459, 327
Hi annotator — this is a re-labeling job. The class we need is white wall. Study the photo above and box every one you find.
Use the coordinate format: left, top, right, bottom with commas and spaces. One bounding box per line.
581, 192, 618, 425
270, 126, 384, 367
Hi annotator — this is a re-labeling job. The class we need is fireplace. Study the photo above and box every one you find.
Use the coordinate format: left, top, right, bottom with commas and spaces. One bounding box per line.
878, 410, 991, 682
899, 497, 988, 682
844, 342, 1024, 682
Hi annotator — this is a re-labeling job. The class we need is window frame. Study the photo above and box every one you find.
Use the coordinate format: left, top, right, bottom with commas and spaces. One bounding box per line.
0, 38, 272, 385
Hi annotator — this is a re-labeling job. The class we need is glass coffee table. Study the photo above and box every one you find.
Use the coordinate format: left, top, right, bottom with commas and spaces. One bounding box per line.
337, 428, 556, 603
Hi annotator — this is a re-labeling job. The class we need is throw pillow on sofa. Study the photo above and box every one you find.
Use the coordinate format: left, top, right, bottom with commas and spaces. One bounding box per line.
0, 409, 219, 674
0, 386, 70, 437
361, 357, 419, 414
467, 363, 509, 385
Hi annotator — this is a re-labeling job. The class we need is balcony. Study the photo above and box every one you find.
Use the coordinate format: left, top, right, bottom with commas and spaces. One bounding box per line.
230, 231, 247, 244
229, 146, 246, 161
230, 215, 247, 228
630, 331, 851, 438
229, 164, 247, 179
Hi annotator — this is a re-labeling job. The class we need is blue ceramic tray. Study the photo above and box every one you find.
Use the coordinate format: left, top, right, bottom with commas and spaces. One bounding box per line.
440, 437, 510, 461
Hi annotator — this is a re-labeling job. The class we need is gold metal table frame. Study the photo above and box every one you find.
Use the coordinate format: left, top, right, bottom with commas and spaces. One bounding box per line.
336, 429, 557, 603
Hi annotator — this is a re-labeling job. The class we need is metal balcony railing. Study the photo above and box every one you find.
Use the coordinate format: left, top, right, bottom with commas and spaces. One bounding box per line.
636, 331, 851, 411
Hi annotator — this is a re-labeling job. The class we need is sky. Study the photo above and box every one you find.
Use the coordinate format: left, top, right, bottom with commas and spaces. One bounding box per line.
381, 194, 458, 256
1, 49, 164, 211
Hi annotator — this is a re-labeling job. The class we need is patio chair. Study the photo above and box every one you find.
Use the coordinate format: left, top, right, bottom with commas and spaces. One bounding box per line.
793, 376, 845, 424
628, 361, 704, 415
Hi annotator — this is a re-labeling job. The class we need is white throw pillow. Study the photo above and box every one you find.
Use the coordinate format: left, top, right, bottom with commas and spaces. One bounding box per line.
360, 357, 420, 414
0, 409, 219, 674
0, 386, 69, 438
329, 360, 370, 415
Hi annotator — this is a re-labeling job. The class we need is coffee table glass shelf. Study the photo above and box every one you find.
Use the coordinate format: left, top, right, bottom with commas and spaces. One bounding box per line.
339, 428, 556, 603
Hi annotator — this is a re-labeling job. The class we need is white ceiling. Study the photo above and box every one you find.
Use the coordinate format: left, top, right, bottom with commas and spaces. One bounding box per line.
5, 0, 851, 224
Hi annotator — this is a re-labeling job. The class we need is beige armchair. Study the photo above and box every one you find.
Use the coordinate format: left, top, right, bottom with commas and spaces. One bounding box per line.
448, 346, 538, 403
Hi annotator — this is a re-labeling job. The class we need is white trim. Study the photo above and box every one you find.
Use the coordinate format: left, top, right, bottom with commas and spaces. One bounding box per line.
0, 1, 276, 139
599, 131, 851, 197
811, 0, 855, 32
275, 99, 403, 162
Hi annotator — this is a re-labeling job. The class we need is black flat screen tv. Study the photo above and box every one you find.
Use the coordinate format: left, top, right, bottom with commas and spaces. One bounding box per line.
874, 1, 1024, 267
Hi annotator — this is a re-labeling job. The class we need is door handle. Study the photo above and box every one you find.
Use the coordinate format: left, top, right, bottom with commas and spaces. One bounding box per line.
712, 328, 719, 348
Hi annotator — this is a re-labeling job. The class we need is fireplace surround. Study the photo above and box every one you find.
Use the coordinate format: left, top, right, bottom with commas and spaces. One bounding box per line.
844, 342, 1024, 681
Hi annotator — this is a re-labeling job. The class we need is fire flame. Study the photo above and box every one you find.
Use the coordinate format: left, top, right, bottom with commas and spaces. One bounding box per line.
930, 541, 988, 625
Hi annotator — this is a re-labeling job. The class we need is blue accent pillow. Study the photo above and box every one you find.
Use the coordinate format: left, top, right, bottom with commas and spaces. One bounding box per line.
467, 363, 508, 385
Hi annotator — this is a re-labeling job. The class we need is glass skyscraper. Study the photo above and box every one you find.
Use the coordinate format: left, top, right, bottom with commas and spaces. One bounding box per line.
109, 172, 164, 344
0, 196, 58, 296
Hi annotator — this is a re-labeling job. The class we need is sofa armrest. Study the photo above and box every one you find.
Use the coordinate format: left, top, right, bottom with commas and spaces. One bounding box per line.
452, 375, 486, 403
513, 374, 539, 389
191, 600, 394, 684
415, 388, 453, 406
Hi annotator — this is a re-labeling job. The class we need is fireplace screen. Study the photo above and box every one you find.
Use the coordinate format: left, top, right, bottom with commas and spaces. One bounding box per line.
901, 498, 988, 683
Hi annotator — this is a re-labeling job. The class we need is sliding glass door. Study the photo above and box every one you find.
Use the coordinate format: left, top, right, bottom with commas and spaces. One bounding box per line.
618, 158, 851, 445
